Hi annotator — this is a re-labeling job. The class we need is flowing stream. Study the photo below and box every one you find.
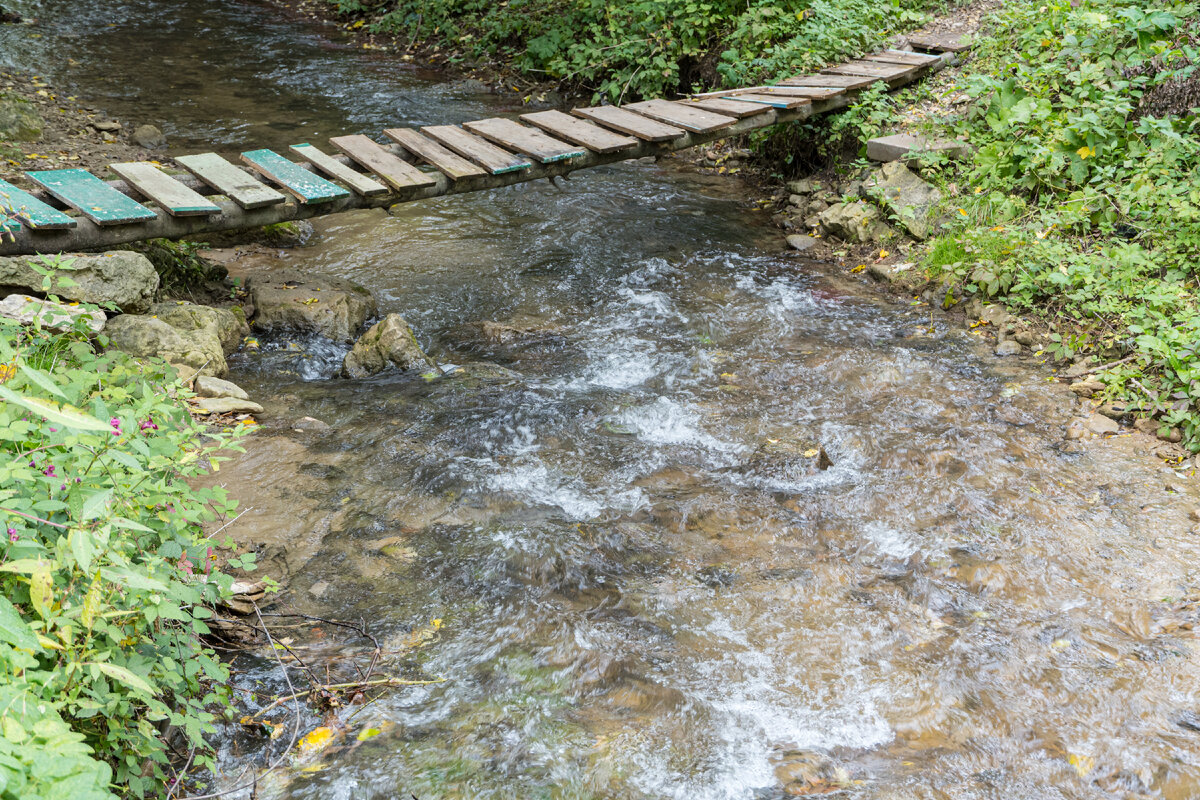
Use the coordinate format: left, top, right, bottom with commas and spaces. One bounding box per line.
6, 2, 1200, 798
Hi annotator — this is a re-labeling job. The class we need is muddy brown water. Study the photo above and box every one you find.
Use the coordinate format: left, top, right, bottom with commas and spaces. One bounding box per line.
6, 2, 1200, 798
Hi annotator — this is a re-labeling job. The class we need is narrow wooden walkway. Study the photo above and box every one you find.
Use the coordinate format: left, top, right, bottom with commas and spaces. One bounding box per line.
0, 42, 962, 257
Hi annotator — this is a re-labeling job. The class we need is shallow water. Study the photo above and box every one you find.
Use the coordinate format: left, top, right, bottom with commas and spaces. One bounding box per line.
6, 3, 1200, 798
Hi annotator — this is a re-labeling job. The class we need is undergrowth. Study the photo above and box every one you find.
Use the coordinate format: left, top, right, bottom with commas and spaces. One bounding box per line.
325, 0, 959, 101
916, 0, 1200, 448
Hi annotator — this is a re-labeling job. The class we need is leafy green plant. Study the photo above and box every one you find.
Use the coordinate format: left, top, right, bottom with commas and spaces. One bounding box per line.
0, 300, 249, 797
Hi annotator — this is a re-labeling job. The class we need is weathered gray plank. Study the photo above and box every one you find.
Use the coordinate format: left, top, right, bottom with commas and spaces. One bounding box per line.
777, 73, 883, 90
754, 86, 845, 100
907, 32, 973, 53
382, 128, 488, 180
289, 143, 390, 197
683, 97, 771, 119
727, 93, 811, 110
109, 162, 221, 217
420, 125, 533, 175
519, 110, 639, 154
26, 169, 157, 226
0, 177, 76, 230
822, 60, 915, 80
624, 99, 736, 134
864, 49, 941, 66
329, 134, 438, 191
176, 153, 287, 210
462, 117, 585, 163
571, 106, 686, 142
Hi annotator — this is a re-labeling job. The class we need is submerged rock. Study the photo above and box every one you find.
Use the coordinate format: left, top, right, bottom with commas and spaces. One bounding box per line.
865, 161, 943, 240
251, 268, 376, 342
818, 201, 893, 244
132, 123, 166, 149
0, 293, 105, 334
0, 251, 159, 313
342, 313, 431, 378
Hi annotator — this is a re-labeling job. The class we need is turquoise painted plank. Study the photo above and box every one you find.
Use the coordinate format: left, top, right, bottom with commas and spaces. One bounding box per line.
240, 149, 350, 204
1, 216, 19, 234
26, 169, 157, 226
0, 177, 76, 230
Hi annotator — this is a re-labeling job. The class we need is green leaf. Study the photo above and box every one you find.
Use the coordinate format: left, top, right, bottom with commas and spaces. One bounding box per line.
0, 595, 40, 652
93, 662, 155, 697
0, 386, 109, 432
80, 490, 112, 521
17, 364, 67, 400
68, 529, 96, 572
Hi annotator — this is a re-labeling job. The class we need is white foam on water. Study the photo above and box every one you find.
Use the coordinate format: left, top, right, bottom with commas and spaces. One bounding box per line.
616, 397, 746, 455
862, 520, 921, 559
482, 457, 644, 520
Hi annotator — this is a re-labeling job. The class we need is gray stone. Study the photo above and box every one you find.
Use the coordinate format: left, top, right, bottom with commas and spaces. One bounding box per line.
195, 375, 249, 400
148, 302, 248, 355
787, 194, 805, 207
251, 268, 377, 342
980, 304, 1012, 327
293, 416, 331, 432
0, 93, 41, 141
867, 261, 915, 284
0, 251, 159, 313
1070, 379, 1105, 397
188, 396, 263, 415
1190, 508, 1200, 522
866, 133, 970, 163
343, 313, 432, 379
864, 161, 943, 240
1159, 427, 1184, 443
1013, 329, 1035, 346
994, 340, 1022, 357
817, 202, 894, 244
1065, 420, 1087, 440
1086, 414, 1120, 435
786, 179, 820, 195
91, 119, 121, 133
132, 124, 166, 149
103, 314, 228, 377
785, 234, 818, 253
0, 293, 105, 334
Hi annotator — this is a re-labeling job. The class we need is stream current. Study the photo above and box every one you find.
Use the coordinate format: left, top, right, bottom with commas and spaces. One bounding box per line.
6, 1, 1200, 798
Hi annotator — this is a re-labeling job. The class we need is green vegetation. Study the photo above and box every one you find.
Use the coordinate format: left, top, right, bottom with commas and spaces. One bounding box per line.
0, 275, 250, 797
916, 0, 1200, 448
327, 0, 956, 100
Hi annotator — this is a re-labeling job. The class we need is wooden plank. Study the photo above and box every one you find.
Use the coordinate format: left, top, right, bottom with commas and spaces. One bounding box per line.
240, 148, 351, 205
822, 60, 915, 80
726, 93, 810, 110
382, 128, 488, 180
26, 169, 157, 226
777, 73, 883, 90
907, 32, 973, 53
0, 177, 76, 230
419, 126, 533, 175
690, 85, 770, 99
109, 162, 221, 217
571, 106, 685, 142
864, 49, 941, 67
289, 143, 389, 197
519, 110, 639, 154
176, 153, 287, 210
624, 99, 736, 134
329, 134, 439, 190
755, 86, 845, 100
683, 97, 771, 118
461, 117, 585, 164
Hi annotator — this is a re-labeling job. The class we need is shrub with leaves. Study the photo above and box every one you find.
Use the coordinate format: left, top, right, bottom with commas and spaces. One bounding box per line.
920, 0, 1200, 448
0, 310, 249, 798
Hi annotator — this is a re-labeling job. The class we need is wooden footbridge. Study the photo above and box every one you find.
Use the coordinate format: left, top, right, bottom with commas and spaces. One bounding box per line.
0, 37, 966, 258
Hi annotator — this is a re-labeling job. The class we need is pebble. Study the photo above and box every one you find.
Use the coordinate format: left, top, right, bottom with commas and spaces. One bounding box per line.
994, 340, 1022, 357
1065, 419, 1088, 440
1086, 414, 1120, 435
1190, 508, 1200, 522
785, 234, 818, 252
91, 119, 121, 132
1069, 379, 1104, 397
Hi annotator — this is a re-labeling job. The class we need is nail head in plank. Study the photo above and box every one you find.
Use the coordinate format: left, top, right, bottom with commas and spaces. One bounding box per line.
26, 169, 157, 226
329, 134, 439, 191
864, 49, 941, 66
778, 73, 884, 90
727, 93, 811, 110
290, 143, 389, 197
241, 148, 351, 205
0, 177, 76, 230
519, 110, 639, 154
419, 126, 532, 175
684, 97, 771, 118
822, 61, 915, 79
571, 106, 686, 142
624, 99, 736, 134
383, 128, 488, 180
461, 117, 585, 164
109, 162, 221, 217
176, 153, 287, 210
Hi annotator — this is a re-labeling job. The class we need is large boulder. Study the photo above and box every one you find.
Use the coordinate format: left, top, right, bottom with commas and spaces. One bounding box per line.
0, 293, 105, 334
0, 251, 159, 313
148, 302, 249, 355
817, 202, 894, 244
251, 268, 376, 343
102, 314, 227, 378
0, 93, 42, 141
864, 162, 943, 240
342, 313, 432, 378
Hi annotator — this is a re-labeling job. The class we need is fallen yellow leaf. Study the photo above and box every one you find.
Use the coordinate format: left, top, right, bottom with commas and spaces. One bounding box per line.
298, 726, 334, 754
